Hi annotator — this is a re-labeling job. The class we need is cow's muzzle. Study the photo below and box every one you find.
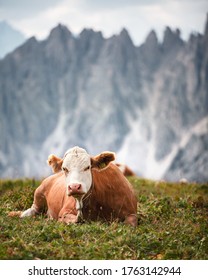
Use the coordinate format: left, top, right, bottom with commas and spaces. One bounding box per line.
67, 183, 84, 196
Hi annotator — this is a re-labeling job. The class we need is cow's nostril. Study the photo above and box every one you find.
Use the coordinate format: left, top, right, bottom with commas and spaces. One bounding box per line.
68, 184, 82, 193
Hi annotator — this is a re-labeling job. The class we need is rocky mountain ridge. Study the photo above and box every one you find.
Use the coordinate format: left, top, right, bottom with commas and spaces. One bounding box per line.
0, 16, 207, 181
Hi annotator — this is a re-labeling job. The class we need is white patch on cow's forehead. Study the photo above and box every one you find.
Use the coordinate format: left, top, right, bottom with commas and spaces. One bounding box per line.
63, 146, 90, 168
64, 146, 87, 157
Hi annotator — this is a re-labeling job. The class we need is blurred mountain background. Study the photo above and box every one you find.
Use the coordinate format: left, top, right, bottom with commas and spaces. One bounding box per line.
0, 16, 207, 182
0, 21, 26, 58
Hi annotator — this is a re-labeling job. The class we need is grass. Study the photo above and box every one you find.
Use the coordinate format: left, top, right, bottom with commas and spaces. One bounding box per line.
0, 177, 207, 260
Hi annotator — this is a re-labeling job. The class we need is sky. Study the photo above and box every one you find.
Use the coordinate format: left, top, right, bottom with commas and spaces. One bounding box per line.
0, 0, 207, 46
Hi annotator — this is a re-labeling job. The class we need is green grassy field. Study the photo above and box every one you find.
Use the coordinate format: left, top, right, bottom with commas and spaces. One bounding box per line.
0, 177, 207, 260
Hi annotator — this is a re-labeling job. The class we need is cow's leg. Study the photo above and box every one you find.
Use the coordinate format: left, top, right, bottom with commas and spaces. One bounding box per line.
21, 185, 46, 218
125, 214, 138, 227
58, 203, 78, 224
58, 213, 78, 224
20, 207, 37, 217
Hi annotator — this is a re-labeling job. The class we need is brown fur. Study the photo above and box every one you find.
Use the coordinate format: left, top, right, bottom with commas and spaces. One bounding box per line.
47, 154, 63, 173
24, 172, 77, 223
115, 163, 136, 176
84, 163, 137, 226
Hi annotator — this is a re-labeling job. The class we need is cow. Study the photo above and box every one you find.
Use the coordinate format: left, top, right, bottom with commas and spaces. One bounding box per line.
115, 163, 136, 177
10, 146, 138, 227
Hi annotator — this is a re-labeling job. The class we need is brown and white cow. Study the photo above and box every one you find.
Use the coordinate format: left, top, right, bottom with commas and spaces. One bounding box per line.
115, 163, 136, 177
12, 146, 137, 226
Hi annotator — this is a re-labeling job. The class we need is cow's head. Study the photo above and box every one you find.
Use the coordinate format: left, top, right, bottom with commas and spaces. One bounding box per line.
47, 146, 115, 200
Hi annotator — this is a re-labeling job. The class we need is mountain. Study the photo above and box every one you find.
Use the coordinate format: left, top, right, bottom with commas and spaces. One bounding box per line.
0, 17, 207, 182
0, 21, 26, 58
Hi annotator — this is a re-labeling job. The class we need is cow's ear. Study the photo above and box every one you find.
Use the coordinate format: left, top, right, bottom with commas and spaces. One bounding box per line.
47, 154, 63, 173
91, 152, 115, 169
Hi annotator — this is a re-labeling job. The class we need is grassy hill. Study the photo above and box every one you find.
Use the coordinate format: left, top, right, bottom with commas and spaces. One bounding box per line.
0, 177, 207, 260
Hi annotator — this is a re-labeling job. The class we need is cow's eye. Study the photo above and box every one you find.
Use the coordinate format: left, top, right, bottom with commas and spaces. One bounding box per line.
63, 167, 69, 173
84, 166, 90, 171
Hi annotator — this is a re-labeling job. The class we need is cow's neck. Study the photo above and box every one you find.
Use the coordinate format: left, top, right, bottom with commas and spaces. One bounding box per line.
76, 186, 94, 219
74, 186, 93, 221
82, 184, 102, 218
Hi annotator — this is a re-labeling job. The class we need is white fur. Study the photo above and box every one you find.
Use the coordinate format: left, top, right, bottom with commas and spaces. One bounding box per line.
75, 199, 83, 220
20, 207, 37, 218
75, 198, 83, 210
62, 146, 92, 195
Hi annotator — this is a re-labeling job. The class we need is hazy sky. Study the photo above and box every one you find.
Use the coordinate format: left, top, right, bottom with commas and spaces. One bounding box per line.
0, 0, 207, 45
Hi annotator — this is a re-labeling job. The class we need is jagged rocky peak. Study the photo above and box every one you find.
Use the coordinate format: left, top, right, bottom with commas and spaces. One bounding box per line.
118, 28, 134, 45
24, 36, 38, 46
162, 26, 184, 52
138, 30, 161, 70
44, 23, 75, 65
109, 28, 136, 72
79, 28, 104, 51
145, 30, 158, 46
119, 28, 130, 37
105, 28, 134, 49
143, 30, 160, 54
48, 23, 72, 41
188, 13, 208, 45
109, 28, 135, 52
15, 36, 39, 57
101, 27, 135, 66
79, 28, 103, 39
78, 28, 104, 61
